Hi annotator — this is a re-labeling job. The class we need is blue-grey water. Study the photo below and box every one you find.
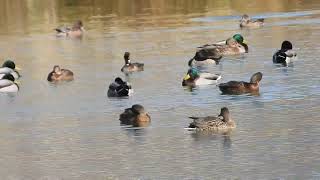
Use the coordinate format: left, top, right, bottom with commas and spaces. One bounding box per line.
0, 0, 320, 179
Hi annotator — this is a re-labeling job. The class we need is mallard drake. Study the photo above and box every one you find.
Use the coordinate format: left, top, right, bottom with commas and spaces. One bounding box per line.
188, 107, 235, 131
47, 65, 74, 82
0, 60, 21, 79
0, 74, 19, 93
121, 52, 144, 73
182, 68, 221, 87
273, 40, 297, 66
119, 104, 151, 127
55, 20, 84, 38
197, 34, 249, 52
218, 72, 263, 95
107, 77, 132, 97
240, 14, 264, 28
189, 36, 248, 67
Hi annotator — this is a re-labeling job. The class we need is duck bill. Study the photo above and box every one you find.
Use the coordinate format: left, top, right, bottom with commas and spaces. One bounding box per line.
15, 66, 22, 70
183, 74, 190, 80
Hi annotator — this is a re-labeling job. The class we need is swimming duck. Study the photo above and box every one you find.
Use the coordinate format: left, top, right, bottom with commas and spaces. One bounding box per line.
47, 65, 74, 82
188, 107, 235, 131
273, 40, 297, 66
218, 72, 263, 95
240, 14, 264, 28
197, 34, 249, 53
55, 20, 84, 38
107, 77, 132, 97
121, 52, 144, 73
119, 104, 151, 127
182, 68, 221, 87
0, 60, 21, 79
0, 74, 19, 93
189, 36, 248, 67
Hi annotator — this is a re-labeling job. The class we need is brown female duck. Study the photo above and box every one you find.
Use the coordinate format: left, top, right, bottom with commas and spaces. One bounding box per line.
47, 65, 74, 82
240, 14, 264, 28
55, 20, 84, 38
119, 104, 151, 127
188, 107, 235, 131
218, 72, 263, 95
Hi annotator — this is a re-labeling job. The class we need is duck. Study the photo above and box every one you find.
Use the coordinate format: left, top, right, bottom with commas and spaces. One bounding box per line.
55, 20, 84, 38
0, 60, 21, 79
218, 72, 262, 95
240, 14, 264, 28
273, 40, 297, 66
189, 35, 248, 67
107, 77, 132, 97
0, 74, 19, 93
47, 65, 74, 82
119, 104, 151, 127
121, 52, 144, 73
197, 34, 249, 53
182, 68, 221, 87
188, 107, 236, 131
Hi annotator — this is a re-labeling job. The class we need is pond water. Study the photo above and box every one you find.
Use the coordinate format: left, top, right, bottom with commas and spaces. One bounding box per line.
0, 0, 320, 179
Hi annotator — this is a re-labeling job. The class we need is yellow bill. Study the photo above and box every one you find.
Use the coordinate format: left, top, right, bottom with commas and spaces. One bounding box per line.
183, 74, 190, 80
15, 66, 22, 70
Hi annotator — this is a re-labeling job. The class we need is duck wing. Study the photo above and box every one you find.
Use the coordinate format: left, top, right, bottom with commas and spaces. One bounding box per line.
0, 79, 14, 88
194, 48, 222, 61
200, 73, 221, 81
189, 116, 221, 128
119, 108, 136, 124
254, 18, 264, 23
55, 27, 70, 33
218, 81, 246, 94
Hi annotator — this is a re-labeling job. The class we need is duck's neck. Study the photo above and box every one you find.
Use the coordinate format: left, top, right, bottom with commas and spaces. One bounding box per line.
125, 58, 131, 65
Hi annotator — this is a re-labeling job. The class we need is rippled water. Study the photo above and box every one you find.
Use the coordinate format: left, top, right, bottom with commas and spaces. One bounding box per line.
1, 0, 320, 179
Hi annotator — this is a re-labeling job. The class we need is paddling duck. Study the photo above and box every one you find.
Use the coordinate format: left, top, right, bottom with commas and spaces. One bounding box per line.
55, 20, 84, 38
0, 60, 21, 79
0, 74, 19, 93
47, 65, 74, 82
218, 72, 263, 95
119, 104, 151, 127
182, 68, 221, 87
107, 77, 132, 97
273, 40, 297, 66
240, 14, 264, 28
188, 107, 236, 131
121, 52, 144, 73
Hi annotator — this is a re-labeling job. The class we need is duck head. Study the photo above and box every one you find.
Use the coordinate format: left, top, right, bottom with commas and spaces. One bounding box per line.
3, 60, 16, 70
73, 20, 84, 31
240, 14, 250, 23
219, 107, 231, 122
281, 40, 293, 51
233, 34, 248, 52
2, 73, 15, 81
183, 68, 200, 81
53, 65, 62, 75
131, 104, 146, 114
250, 72, 263, 84
124, 52, 131, 65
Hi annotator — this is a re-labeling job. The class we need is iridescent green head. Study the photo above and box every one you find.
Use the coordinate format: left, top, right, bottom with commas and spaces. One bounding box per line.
233, 34, 244, 43
184, 68, 199, 80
